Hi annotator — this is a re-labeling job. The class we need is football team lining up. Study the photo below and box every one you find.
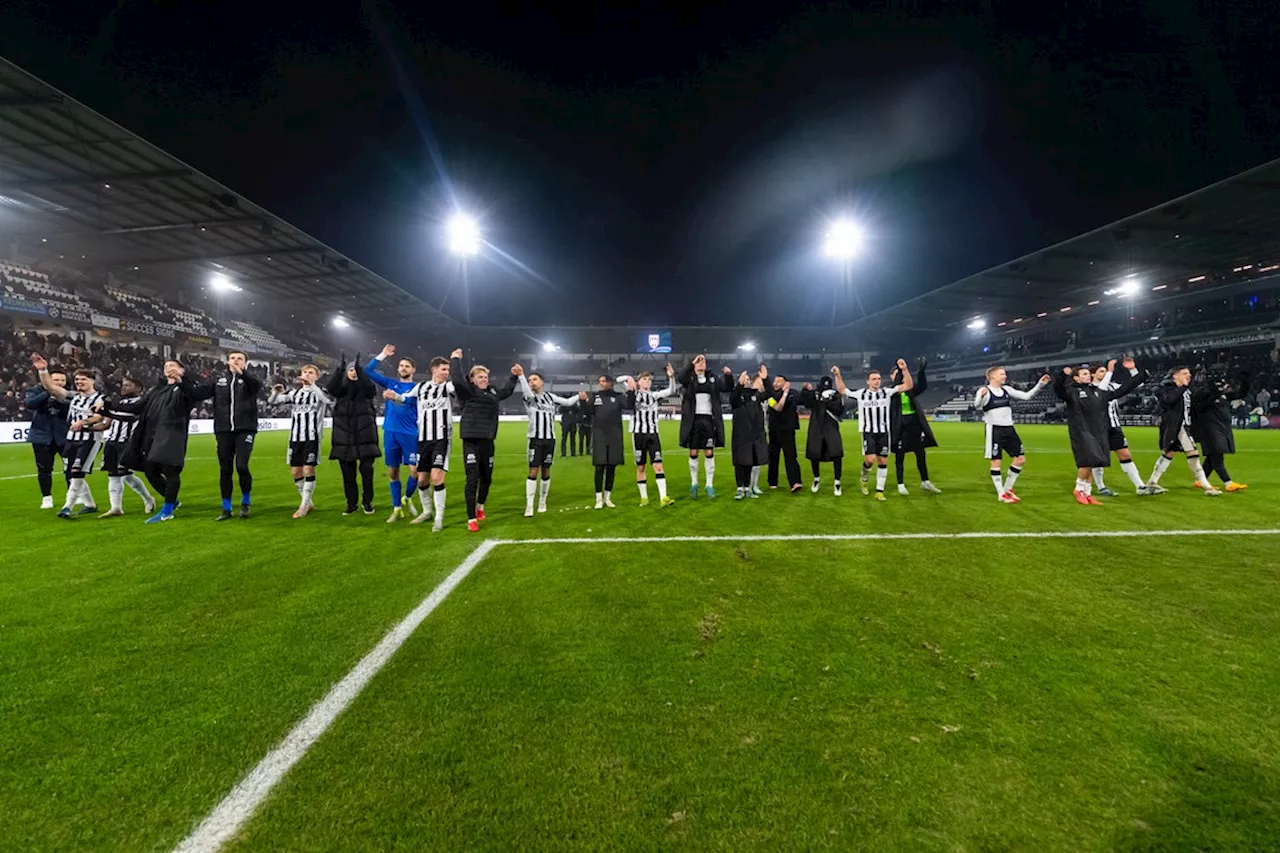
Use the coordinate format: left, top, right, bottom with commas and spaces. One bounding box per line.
23, 345, 1246, 530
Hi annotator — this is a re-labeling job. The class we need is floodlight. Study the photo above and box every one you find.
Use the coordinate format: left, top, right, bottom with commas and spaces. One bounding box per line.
331, 315, 350, 329
966, 318, 985, 330
1118, 278, 1141, 297
738, 341, 756, 352
822, 220, 863, 259
447, 214, 481, 256
209, 272, 241, 293
542, 342, 559, 352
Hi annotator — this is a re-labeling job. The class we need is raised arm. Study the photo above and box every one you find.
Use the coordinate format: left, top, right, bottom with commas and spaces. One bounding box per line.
676, 358, 696, 387
353, 355, 375, 399
240, 370, 263, 397
1051, 368, 1072, 403
30, 355, 70, 400
769, 383, 791, 410
313, 385, 336, 406
908, 360, 928, 397
1006, 375, 1051, 401
517, 372, 533, 400
450, 351, 475, 400
496, 371, 519, 401
549, 392, 580, 407
890, 359, 913, 395
1105, 358, 1148, 402
325, 361, 345, 398
831, 366, 852, 397
973, 386, 990, 408
267, 386, 293, 405
718, 365, 735, 392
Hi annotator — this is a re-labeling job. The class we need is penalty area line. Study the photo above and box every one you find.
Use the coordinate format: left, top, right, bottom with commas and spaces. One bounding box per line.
171, 539, 501, 853
495, 529, 1280, 546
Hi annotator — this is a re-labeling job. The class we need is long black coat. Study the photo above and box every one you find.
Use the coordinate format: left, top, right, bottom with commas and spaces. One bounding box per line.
730, 383, 769, 466
1053, 370, 1145, 468
677, 361, 731, 449
798, 382, 844, 462
890, 364, 937, 452
327, 362, 381, 462
585, 387, 629, 466
1192, 390, 1236, 456
117, 377, 203, 469
1156, 383, 1216, 449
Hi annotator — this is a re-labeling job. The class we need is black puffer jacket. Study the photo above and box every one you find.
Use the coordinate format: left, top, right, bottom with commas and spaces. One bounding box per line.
327, 358, 381, 462
193, 367, 263, 433
452, 357, 517, 440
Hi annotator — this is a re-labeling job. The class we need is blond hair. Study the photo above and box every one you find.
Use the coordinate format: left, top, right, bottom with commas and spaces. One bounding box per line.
985, 365, 1004, 380
469, 365, 490, 380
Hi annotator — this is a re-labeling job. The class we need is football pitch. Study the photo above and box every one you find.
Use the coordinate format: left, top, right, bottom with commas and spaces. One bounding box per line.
3, 421, 1280, 852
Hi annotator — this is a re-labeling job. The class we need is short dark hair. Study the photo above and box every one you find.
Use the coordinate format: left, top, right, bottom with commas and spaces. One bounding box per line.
428, 357, 447, 370
1171, 365, 1190, 374
399, 357, 417, 369
74, 369, 95, 380
530, 371, 544, 381
227, 350, 247, 360
599, 374, 614, 384
164, 359, 183, 367
774, 374, 787, 382
867, 370, 881, 379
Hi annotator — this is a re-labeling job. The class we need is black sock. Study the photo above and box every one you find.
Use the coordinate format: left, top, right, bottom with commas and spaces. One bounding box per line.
916, 452, 929, 481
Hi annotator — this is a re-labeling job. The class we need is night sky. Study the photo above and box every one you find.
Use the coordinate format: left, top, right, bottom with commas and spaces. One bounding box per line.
2, 1, 1277, 328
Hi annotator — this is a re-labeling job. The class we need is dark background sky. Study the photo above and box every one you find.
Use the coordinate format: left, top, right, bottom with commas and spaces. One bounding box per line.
2, 0, 1277, 327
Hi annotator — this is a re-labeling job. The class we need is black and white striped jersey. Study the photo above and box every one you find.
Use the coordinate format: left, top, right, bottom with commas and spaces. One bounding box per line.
400, 381, 456, 441
66, 391, 104, 441
1095, 368, 1140, 428
628, 383, 679, 434
269, 385, 335, 442
518, 375, 578, 439
843, 387, 899, 434
104, 395, 142, 443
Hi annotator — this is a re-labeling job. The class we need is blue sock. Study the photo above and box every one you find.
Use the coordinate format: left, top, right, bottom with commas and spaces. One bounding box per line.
390, 480, 403, 508
222, 498, 232, 512
405, 478, 418, 500
241, 492, 251, 507
162, 502, 175, 515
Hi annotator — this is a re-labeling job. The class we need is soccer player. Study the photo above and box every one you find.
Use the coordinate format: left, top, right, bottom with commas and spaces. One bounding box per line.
833, 359, 913, 501
888, 359, 940, 496
1052, 358, 1148, 504
730, 367, 770, 500
1087, 361, 1152, 496
583, 374, 630, 509
516, 365, 580, 516
199, 351, 262, 521
24, 365, 68, 509
677, 354, 733, 498
112, 359, 203, 523
450, 349, 519, 531
31, 354, 103, 518
326, 353, 381, 515
974, 367, 1051, 503
366, 345, 424, 522
83, 376, 156, 518
385, 356, 456, 529
1146, 366, 1222, 496
766, 374, 803, 493
797, 375, 845, 492
1192, 380, 1246, 492
268, 365, 334, 518
624, 363, 678, 507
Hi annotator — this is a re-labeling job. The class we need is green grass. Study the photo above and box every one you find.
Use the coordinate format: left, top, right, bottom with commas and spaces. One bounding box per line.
2, 422, 1279, 851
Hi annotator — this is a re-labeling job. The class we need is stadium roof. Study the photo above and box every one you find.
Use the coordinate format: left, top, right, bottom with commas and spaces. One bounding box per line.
846, 153, 1280, 337
0, 57, 457, 330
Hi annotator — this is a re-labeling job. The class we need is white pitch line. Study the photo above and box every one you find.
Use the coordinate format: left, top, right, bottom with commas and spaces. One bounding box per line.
497, 529, 1280, 546
0, 473, 36, 480
171, 539, 501, 853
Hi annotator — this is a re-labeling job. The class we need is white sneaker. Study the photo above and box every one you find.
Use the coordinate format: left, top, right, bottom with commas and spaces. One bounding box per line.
833, 481, 843, 497
431, 518, 443, 532
921, 481, 942, 494
897, 484, 909, 496
537, 502, 547, 513
410, 509, 433, 525
1204, 487, 1223, 497
524, 503, 535, 518
603, 496, 616, 508
594, 497, 604, 510
40, 495, 54, 510
811, 478, 820, 493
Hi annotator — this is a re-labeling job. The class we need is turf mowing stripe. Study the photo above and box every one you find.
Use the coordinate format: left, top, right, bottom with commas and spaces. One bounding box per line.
498, 529, 1280, 545
171, 539, 501, 853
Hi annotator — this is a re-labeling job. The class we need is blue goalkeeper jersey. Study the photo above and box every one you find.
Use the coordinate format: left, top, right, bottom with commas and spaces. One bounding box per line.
364, 357, 418, 437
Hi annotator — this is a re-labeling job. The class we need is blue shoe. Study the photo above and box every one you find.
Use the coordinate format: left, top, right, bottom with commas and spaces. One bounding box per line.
57, 507, 73, 519
75, 505, 99, 516
705, 486, 716, 499
690, 485, 699, 499
145, 510, 174, 524
1097, 487, 1118, 497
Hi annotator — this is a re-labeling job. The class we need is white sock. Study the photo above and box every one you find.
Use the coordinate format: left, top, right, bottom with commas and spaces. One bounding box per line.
1119, 460, 1144, 489
302, 479, 316, 507
525, 477, 537, 506
1092, 467, 1106, 489
63, 479, 79, 509
79, 480, 95, 508
433, 486, 446, 518
990, 469, 1004, 495
1004, 466, 1022, 492
750, 466, 761, 490
704, 456, 715, 488
688, 456, 699, 486
294, 477, 304, 496
539, 478, 550, 504
1075, 478, 1088, 493
1188, 457, 1212, 489
108, 476, 124, 512
875, 465, 888, 493
656, 475, 667, 500
638, 480, 648, 500
123, 473, 152, 505
1149, 455, 1172, 484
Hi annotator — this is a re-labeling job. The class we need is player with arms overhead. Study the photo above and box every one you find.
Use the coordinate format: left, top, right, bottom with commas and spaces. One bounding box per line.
450, 349, 519, 531
1052, 358, 1148, 504
624, 363, 678, 507
677, 354, 733, 498
385, 356, 456, 529
268, 365, 334, 518
515, 364, 580, 516
200, 350, 262, 521
974, 366, 1051, 503
833, 359, 912, 501
32, 354, 103, 518
366, 345, 424, 522
1088, 360, 1152, 496
80, 376, 156, 518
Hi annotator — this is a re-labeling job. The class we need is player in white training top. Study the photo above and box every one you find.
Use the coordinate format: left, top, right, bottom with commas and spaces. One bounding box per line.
974, 366, 1051, 503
